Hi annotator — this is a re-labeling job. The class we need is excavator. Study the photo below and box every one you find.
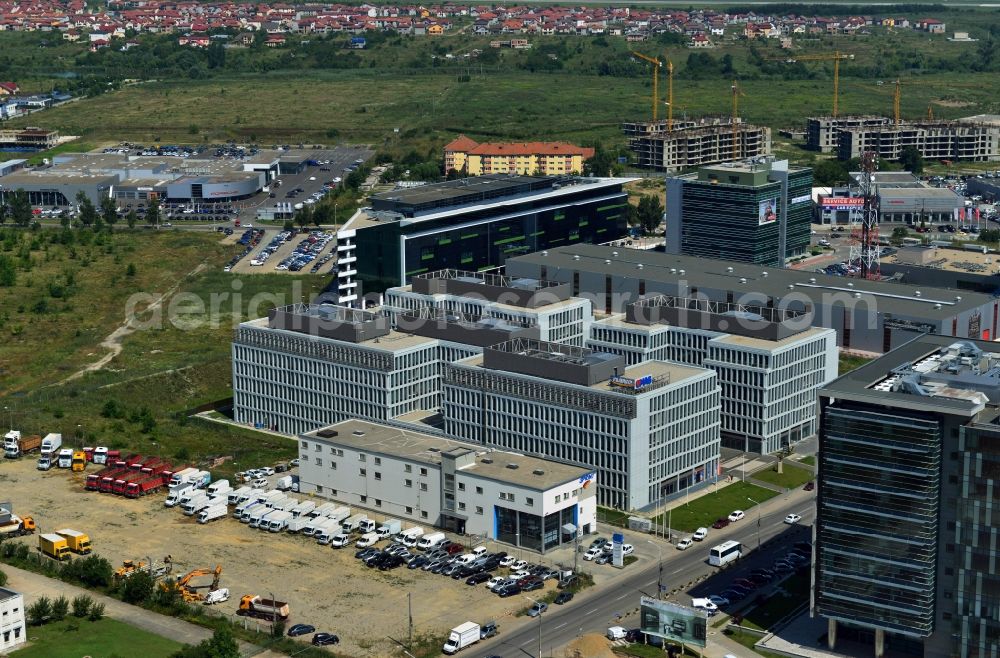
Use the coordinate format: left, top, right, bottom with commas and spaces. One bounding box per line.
114, 557, 172, 582
162, 565, 223, 602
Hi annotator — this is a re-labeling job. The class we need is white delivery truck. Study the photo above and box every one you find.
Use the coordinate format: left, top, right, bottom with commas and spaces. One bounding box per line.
341, 514, 369, 533
417, 532, 446, 550
169, 468, 198, 488
56, 448, 74, 469
192, 496, 226, 516
443, 622, 480, 654
266, 510, 294, 532
40, 433, 62, 455
227, 486, 251, 506
165, 482, 195, 507
263, 493, 289, 509
189, 470, 211, 489
207, 479, 231, 497
182, 493, 211, 516
290, 500, 315, 517
377, 519, 402, 539
275, 475, 299, 491
328, 533, 352, 548
236, 488, 265, 506
198, 504, 228, 524
355, 532, 379, 548
358, 518, 378, 533
250, 508, 278, 529
309, 502, 337, 518
286, 515, 313, 533
315, 519, 344, 545
400, 527, 425, 547
239, 502, 267, 523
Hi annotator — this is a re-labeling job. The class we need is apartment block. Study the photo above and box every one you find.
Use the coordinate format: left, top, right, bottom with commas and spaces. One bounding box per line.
586, 295, 838, 454
384, 269, 593, 346
806, 116, 891, 153
815, 336, 1000, 657
298, 419, 597, 553
625, 119, 772, 171
442, 338, 720, 510
0, 587, 25, 653
837, 121, 1000, 163
443, 135, 594, 176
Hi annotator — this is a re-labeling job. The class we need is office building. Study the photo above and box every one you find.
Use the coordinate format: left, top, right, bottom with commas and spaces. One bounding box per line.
0, 587, 25, 653
665, 158, 812, 266
443, 135, 594, 176
442, 338, 720, 510
384, 269, 593, 346
815, 171, 964, 226
333, 174, 631, 306
624, 118, 772, 172
586, 295, 837, 453
505, 244, 999, 354
815, 335, 1000, 658
298, 419, 597, 552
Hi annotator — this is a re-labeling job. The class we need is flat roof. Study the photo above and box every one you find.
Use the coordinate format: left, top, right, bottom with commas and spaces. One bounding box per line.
0, 587, 20, 600
373, 174, 552, 210
708, 326, 833, 351
243, 317, 436, 353
302, 419, 591, 489
0, 171, 117, 186
510, 244, 993, 321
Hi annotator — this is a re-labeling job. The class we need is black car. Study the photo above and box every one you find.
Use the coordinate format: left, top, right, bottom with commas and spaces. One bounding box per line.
497, 584, 522, 597
519, 577, 544, 592
467, 572, 492, 586
356, 547, 379, 560
287, 624, 315, 637
554, 591, 574, 605
452, 566, 477, 580
408, 556, 429, 570
312, 633, 340, 646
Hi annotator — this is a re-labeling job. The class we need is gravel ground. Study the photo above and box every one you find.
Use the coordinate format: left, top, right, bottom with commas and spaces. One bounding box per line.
0, 459, 566, 656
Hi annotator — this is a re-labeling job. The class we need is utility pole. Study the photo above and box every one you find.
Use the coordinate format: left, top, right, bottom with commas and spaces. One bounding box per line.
747, 498, 761, 551
646, 540, 663, 598
408, 592, 413, 651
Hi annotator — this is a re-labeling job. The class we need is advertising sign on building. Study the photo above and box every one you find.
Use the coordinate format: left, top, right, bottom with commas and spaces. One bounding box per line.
790, 193, 812, 205
612, 532, 624, 568
640, 597, 708, 648
820, 197, 864, 210
969, 311, 982, 339
610, 375, 654, 390
758, 198, 779, 225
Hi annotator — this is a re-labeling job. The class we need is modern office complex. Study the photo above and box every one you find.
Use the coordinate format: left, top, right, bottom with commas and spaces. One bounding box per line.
333, 174, 631, 306
443, 135, 594, 176
298, 419, 597, 552
815, 171, 964, 226
384, 269, 593, 346
505, 244, 999, 354
0, 587, 25, 653
815, 335, 1000, 658
665, 158, 812, 266
624, 118, 772, 171
586, 295, 837, 453
442, 338, 720, 510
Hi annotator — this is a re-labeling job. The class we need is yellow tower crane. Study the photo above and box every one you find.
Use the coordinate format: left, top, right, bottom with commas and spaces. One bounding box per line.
631, 51, 663, 122
927, 105, 934, 120
768, 51, 855, 117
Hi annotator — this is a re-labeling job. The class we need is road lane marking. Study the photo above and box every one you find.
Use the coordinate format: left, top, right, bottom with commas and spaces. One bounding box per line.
555, 623, 567, 629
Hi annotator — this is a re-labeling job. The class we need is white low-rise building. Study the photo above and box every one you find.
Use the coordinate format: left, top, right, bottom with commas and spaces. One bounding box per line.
298, 419, 597, 553
0, 587, 25, 653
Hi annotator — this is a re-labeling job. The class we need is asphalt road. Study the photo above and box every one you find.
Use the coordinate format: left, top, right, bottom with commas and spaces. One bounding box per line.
473, 489, 815, 658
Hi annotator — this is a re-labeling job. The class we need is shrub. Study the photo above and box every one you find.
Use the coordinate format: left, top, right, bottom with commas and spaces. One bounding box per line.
72, 595, 93, 618
27, 596, 52, 625
51, 595, 69, 621
88, 602, 105, 621
121, 569, 155, 604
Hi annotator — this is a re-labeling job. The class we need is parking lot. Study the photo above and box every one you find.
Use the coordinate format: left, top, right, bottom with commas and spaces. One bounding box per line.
225, 229, 337, 275
0, 458, 635, 656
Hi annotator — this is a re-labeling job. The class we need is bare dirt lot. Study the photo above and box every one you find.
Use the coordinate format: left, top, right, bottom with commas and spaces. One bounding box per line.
0, 459, 560, 656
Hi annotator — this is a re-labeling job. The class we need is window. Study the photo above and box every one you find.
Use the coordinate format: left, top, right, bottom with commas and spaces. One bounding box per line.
375, 499, 382, 507
508, 493, 515, 502
330, 462, 336, 470
359, 468, 366, 477
317, 485, 323, 492
359, 454, 366, 462
314, 458, 322, 466
526, 497, 533, 507
374, 457, 381, 466
374, 472, 382, 481
300, 441, 308, 448
420, 483, 428, 492
476, 506, 484, 515
314, 444, 321, 452
458, 502, 466, 511
360, 495, 367, 503
405, 464, 412, 473
331, 489, 337, 496
458, 483, 466, 492
330, 447, 337, 454
476, 486, 483, 495
405, 479, 413, 488
420, 468, 428, 476
405, 506, 413, 514
554, 496, 559, 504
421, 511, 428, 519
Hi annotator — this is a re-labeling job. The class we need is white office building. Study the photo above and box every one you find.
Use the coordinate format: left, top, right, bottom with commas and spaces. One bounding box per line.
0, 587, 25, 653
442, 338, 720, 510
587, 295, 838, 454
298, 419, 597, 553
385, 269, 593, 346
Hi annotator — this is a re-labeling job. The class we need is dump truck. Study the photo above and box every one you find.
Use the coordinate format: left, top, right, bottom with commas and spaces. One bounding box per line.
443, 622, 481, 654
39, 533, 70, 560
112, 471, 146, 495
0, 506, 36, 537
71, 451, 87, 472
4, 432, 42, 459
237, 595, 289, 620
125, 475, 165, 498
55, 528, 92, 554
86, 466, 126, 491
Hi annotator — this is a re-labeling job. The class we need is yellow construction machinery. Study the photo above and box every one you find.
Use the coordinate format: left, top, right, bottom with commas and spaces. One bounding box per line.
114, 558, 173, 582
769, 51, 855, 117
631, 51, 663, 122
163, 565, 222, 603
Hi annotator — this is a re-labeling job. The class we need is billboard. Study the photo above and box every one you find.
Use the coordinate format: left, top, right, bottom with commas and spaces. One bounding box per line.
640, 597, 708, 648
758, 198, 778, 225
612, 532, 624, 568
610, 374, 654, 390
820, 197, 864, 210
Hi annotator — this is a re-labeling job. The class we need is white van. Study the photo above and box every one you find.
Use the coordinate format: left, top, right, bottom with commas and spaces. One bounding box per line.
417, 532, 446, 550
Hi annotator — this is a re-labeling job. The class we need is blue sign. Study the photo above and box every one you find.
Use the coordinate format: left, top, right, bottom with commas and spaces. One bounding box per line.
578, 472, 596, 489
612, 533, 624, 544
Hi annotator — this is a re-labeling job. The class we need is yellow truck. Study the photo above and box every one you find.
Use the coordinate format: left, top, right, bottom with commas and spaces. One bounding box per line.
39, 533, 70, 560
71, 451, 87, 472
55, 528, 92, 554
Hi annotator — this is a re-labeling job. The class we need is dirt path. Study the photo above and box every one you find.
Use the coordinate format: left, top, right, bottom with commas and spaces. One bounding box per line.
60, 261, 209, 384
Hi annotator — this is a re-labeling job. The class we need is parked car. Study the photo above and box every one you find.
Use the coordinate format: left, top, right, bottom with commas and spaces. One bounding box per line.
676, 538, 693, 551
709, 594, 730, 607
480, 622, 499, 639
497, 583, 522, 598
312, 633, 339, 646
692, 527, 708, 541
466, 572, 492, 585
804, 481, 815, 491
554, 591, 574, 605
527, 602, 548, 617
287, 624, 315, 637
712, 518, 730, 529
595, 553, 612, 565
519, 576, 544, 592
728, 510, 745, 522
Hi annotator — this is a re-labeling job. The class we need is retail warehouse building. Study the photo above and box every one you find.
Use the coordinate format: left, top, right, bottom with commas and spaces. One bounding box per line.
298, 419, 597, 553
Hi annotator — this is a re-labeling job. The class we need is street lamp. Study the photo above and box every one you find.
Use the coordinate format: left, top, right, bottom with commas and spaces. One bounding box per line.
524, 595, 543, 658
646, 540, 663, 598
747, 497, 761, 552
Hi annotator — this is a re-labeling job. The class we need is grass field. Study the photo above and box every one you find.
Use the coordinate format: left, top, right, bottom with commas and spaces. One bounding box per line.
799, 455, 816, 467
839, 352, 874, 375
741, 570, 811, 631
17, 617, 182, 658
655, 481, 779, 533
752, 463, 815, 490
0, 228, 312, 465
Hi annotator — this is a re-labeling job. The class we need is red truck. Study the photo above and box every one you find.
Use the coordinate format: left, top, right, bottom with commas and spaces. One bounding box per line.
125, 475, 164, 498
139, 457, 169, 475
113, 453, 143, 469
112, 471, 146, 495
86, 466, 127, 491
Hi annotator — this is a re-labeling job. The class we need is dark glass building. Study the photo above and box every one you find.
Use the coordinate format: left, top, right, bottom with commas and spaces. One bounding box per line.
665, 158, 812, 266
816, 335, 1000, 658
333, 174, 630, 305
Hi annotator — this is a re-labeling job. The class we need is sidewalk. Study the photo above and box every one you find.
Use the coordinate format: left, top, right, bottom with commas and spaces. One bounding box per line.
2, 564, 280, 657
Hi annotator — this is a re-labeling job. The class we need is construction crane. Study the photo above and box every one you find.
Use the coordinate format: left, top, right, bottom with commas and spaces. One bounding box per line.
731, 80, 745, 161
894, 79, 901, 127
927, 105, 934, 120
632, 51, 663, 122
769, 51, 855, 117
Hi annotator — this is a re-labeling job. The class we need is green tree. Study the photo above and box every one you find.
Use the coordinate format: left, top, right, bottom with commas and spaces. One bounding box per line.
899, 146, 925, 174
147, 198, 161, 228
0, 567, 7, 587
294, 205, 313, 229
71, 595, 93, 618
60, 211, 70, 229
76, 191, 97, 227
126, 208, 138, 229
170, 626, 240, 658
10, 189, 32, 227
207, 41, 226, 69
101, 196, 118, 230
27, 596, 52, 625
126, 263, 137, 277
636, 194, 664, 234
0, 255, 16, 287
0, 202, 8, 226
312, 203, 332, 227
88, 602, 105, 621
51, 596, 69, 621
813, 159, 850, 186
121, 569, 155, 604
891, 226, 910, 245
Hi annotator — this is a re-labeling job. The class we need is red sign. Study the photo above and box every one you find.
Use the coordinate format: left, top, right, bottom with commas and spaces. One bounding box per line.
820, 197, 864, 209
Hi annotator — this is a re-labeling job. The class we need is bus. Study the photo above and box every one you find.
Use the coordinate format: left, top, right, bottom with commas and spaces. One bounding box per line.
708, 540, 742, 567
